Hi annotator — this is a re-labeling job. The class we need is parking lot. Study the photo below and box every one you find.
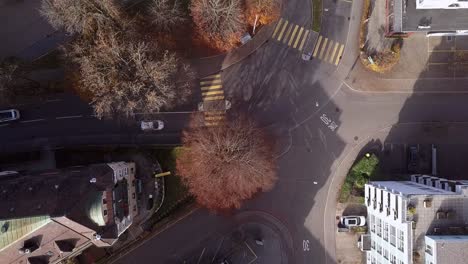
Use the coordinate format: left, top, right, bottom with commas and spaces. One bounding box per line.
425, 35, 468, 78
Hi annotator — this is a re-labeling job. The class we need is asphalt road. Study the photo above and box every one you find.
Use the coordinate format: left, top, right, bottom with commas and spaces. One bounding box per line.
4, 0, 468, 263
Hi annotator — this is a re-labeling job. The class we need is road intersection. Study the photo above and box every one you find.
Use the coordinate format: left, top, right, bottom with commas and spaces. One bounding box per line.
3, 0, 468, 263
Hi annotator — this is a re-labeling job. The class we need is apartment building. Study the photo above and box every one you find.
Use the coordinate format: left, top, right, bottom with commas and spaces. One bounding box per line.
0, 162, 139, 264
363, 175, 468, 264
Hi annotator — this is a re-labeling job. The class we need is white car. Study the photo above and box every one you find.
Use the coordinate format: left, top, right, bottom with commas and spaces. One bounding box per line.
141, 120, 164, 131
340, 216, 366, 227
0, 109, 20, 123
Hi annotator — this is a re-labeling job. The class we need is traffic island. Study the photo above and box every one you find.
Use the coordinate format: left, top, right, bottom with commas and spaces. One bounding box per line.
359, 0, 402, 73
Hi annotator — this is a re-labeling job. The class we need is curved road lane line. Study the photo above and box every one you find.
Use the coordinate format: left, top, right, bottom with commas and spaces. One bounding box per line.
56, 115, 83, 119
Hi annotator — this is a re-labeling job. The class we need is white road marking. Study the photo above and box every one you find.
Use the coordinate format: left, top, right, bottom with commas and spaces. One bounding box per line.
20, 119, 45, 123
46, 99, 62, 103
56, 115, 83, 119
303, 240, 310, 251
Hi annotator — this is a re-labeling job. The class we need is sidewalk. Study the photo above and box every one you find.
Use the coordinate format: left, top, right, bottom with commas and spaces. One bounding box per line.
192, 23, 276, 78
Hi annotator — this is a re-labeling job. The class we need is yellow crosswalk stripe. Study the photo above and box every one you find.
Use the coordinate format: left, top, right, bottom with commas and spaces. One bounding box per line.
319, 38, 328, 59
205, 122, 220, 127
329, 42, 340, 63
325, 40, 334, 62
272, 19, 284, 39
293, 27, 304, 49
283, 24, 293, 44
277, 20, 289, 41
205, 111, 225, 116
313, 36, 323, 57
202, 90, 224, 97
335, 44, 345, 65
201, 84, 222, 91
288, 25, 299, 46
201, 74, 220, 80
200, 79, 221, 85
204, 95, 225, 101
298, 30, 309, 51
205, 115, 225, 121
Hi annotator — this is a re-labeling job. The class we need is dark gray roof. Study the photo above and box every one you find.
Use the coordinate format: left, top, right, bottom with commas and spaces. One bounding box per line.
0, 164, 120, 239
400, 0, 468, 32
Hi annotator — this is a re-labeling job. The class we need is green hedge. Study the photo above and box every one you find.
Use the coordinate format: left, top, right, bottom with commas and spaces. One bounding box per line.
339, 154, 379, 203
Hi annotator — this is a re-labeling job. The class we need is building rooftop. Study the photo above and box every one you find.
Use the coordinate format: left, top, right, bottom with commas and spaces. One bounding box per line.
427, 235, 468, 264
402, 0, 468, 32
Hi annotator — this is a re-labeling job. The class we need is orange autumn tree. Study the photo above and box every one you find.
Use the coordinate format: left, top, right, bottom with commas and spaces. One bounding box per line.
176, 114, 277, 210
245, 0, 281, 26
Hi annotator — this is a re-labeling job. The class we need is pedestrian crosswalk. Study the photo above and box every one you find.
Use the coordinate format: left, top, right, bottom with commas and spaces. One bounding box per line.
272, 18, 310, 51
312, 35, 345, 66
199, 73, 226, 127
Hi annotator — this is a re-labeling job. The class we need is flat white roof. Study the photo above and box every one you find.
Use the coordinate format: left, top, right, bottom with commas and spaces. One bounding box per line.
417, 0, 468, 9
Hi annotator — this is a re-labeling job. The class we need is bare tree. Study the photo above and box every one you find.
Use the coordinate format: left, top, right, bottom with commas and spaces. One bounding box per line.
149, 0, 187, 32
0, 61, 17, 104
191, 0, 246, 50
40, 0, 124, 35
176, 114, 277, 210
245, 0, 280, 26
67, 33, 195, 119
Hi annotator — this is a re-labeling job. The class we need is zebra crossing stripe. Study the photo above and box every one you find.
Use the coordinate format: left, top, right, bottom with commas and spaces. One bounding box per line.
272, 19, 284, 39
329, 42, 340, 63
319, 38, 328, 59
277, 20, 289, 41
288, 25, 299, 46
298, 30, 309, 51
335, 44, 345, 65
313, 36, 323, 57
293, 27, 304, 49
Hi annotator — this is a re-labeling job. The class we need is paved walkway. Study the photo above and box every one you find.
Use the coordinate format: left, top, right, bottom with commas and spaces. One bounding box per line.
192, 23, 276, 78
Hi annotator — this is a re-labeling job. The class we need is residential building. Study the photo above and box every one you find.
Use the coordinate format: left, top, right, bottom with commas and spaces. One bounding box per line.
363, 175, 468, 264
0, 162, 138, 264
387, 0, 468, 35
424, 235, 468, 264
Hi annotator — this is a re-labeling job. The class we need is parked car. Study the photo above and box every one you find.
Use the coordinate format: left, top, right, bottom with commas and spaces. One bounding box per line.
140, 120, 164, 131
408, 145, 419, 172
340, 216, 366, 227
0, 109, 20, 123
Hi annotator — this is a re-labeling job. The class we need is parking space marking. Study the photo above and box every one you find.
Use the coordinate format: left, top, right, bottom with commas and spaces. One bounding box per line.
20, 118, 45, 123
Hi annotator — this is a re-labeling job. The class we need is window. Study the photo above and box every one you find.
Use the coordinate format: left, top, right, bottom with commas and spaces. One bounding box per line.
390, 225, 396, 246
371, 215, 376, 233
383, 222, 389, 241
377, 244, 382, 255
426, 244, 433, 256
102, 198, 107, 204
103, 210, 108, 216
371, 239, 375, 249
132, 193, 136, 199
376, 218, 382, 237
383, 248, 389, 260
397, 229, 405, 252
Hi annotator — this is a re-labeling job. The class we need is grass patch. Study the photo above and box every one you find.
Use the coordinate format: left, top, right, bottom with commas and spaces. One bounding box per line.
312, 0, 322, 32
339, 154, 379, 203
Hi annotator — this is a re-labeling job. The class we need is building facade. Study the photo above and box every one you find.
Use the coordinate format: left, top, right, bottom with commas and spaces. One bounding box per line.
364, 175, 468, 264
0, 162, 138, 264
